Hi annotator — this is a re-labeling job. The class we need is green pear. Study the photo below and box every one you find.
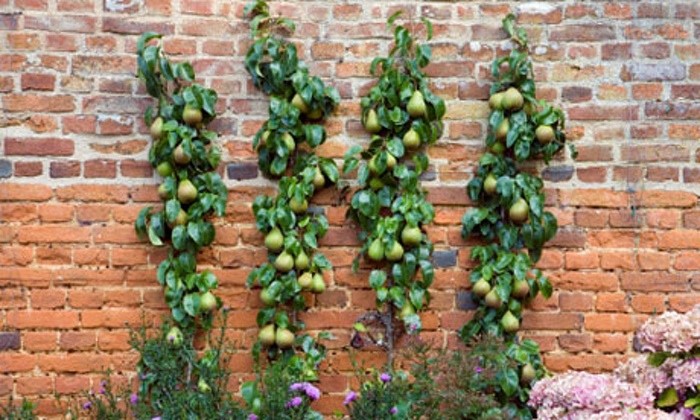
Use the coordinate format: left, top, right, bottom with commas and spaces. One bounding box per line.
512, 279, 530, 299
501, 310, 520, 333
298, 272, 313, 290
156, 161, 173, 177
150, 117, 164, 140
264, 228, 284, 252
274, 251, 294, 273
520, 363, 536, 384
291, 93, 309, 114
199, 291, 217, 312
488, 92, 505, 110
275, 328, 294, 349
169, 209, 188, 227
501, 87, 524, 111
403, 129, 421, 149
386, 153, 397, 170
490, 142, 505, 155
407, 90, 427, 118
313, 167, 325, 189
259, 324, 276, 347
401, 226, 422, 247
364, 109, 381, 134
158, 183, 170, 200
384, 241, 404, 262
535, 125, 555, 144
260, 288, 275, 306
471, 279, 491, 298
177, 179, 197, 204
295, 251, 310, 271
495, 119, 509, 141
509, 198, 529, 224
484, 290, 502, 309
367, 239, 385, 261
400, 302, 415, 319
483, 174, 498, 195
182, 105, 203, 126
282, 132, 295, 152
290, 197, 308, 214
172, 144, 190, 165
166, 326, 183, 347
311, 273, 325, 294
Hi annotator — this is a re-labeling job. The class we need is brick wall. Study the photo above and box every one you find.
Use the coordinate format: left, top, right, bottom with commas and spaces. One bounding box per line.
1, 0, 700, 415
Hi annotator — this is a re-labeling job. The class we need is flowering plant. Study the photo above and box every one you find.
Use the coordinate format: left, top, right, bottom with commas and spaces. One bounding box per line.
344, 369, 410, 420
530, 306, 700, 419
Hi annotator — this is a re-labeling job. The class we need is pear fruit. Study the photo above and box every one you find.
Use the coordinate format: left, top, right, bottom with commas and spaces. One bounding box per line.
368, 155, 381, 175
199, 291, 217, 312
264, 228, 284, 252
521, 363, 536, 384
173, 144, 191, 165
489, 92, 505, 110
490, 142, 505, 155
298, 272, 313, 290
403, 129, 421, 150
484, 289, 503, 309
535, 125, 555, 144
501, 87, 524, 111
512, 279, 530, 299
407, 90, 427, 118
495, 119, 509, 141
166, 326, 183, 347
384, 241, 404, 262
170, 209, 188, 227
367, 239, 385, 261
177, 179, 198, 205
369, 178, 384, 191
259, 130, 270, 148
509, 198, 529, 224
259, 324, 276, 347
471, 279, 491, 298
198, 379, 211, 393
290, 197, 308, 214
295, 251, 310, 271
386, 153, 397, 170
282, 132, 295, 152
401, 226, 422, 247
308, 108, 323, 120
400, 302, 416, 319
150, 117, 164, 140
523, 101, 537, 116
182, 105, 203, 126
501, 310, 520, 333
260, 288, 275, 306
291, 93, 309, 114
364, 109, 381, 134
158, 183, 171, 200
275, 328, 295, 349
483, 174, 498, 195
274, 251, 294, 273
156, 161, 173, 177
313, 167, 325, 189
311, 274, 325, 294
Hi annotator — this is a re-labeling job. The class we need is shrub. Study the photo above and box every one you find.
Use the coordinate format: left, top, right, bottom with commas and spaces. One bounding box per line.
0, 398, 36, 420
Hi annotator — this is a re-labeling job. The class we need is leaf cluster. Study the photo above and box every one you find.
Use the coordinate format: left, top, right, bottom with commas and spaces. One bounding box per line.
343, 13, 443, 335
134, 32, 227, 329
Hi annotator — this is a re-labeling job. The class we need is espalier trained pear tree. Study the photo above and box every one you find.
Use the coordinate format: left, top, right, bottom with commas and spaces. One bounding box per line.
242, 1, 338, 403
344, 12, 445, 365
459, 15, 575, 418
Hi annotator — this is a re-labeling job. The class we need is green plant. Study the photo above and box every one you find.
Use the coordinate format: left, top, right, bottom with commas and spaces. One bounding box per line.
244, 0, 338, 379
459, 14, 574, 418
343, 12, 444, 365
344, 369, 411, 420
66, 373, 130, 420
0, 397, 36, 420
130, 316, 244, 419
134, 32, 227, 330
242, 356, 324, 420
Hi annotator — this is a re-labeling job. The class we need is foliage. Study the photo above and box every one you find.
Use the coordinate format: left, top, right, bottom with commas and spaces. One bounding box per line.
345, 336, 538, 419
241, 357, 324, 420
130, 316, 244, 420
0, 398, 36, 420
460, 14, 571, 343
134, 32, 227, 329
342, 12, 444, 361
66, 373, 131, 420
244, 0, 339, 380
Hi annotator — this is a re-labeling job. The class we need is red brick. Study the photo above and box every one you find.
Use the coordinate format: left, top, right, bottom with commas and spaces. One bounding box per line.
3, 94, 74, 112
5, 137, 74, 156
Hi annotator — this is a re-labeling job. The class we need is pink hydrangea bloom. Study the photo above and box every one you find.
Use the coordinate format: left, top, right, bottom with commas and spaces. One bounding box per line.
614, 355, 675, 394
671, 358, 700, 391
635, 305, 700, 354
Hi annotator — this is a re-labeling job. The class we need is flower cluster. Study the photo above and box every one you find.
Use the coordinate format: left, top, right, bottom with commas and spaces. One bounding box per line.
286, 382, 321, 409
636, 305, 700, 354
530, 306, 700, 419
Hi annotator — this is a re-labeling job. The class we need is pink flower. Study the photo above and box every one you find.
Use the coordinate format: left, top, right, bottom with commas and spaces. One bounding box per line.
343, 391, 357, 405
286, 396, 303, 408
380, 373, 391, 383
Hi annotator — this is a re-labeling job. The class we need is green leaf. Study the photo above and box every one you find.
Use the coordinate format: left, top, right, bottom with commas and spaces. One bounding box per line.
171, 225, 187, 250
147, 225, 163, 246
165, 199, 181, 224
656, 387, 679, 408
369, 270, 386, 289
183, 293, 200, 317
648, 352, 670, 367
